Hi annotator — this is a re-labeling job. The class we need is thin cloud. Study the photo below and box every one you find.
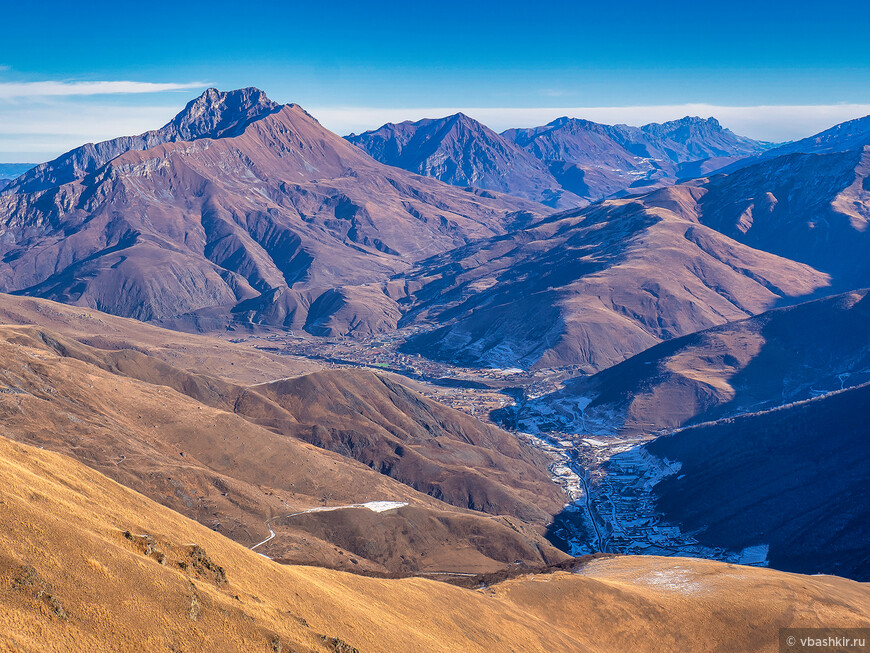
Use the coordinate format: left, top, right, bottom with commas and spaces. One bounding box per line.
0, 80, 207, 98
0, 102, 182, 161
312, 104, 870, 142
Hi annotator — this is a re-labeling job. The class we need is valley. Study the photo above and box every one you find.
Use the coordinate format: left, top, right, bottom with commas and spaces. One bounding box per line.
2, 76, 869, 650
223, 328, 781, 572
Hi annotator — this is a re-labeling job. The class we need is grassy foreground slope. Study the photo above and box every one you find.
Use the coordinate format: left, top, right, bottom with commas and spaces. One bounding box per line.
2, 434, 870, 653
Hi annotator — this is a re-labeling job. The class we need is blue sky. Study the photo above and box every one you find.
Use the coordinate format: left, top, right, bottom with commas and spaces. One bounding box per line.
2, 0, 870, 161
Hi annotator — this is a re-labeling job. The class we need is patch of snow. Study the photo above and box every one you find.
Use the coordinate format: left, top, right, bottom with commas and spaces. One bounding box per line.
304, 501, 409, 514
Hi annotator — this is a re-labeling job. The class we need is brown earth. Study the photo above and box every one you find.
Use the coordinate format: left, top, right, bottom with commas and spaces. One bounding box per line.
0, 294, 566, 573
401, 185, 828, 371
1, 433, 869, 652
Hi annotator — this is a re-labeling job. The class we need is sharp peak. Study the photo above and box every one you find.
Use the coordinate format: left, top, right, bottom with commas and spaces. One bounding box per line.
651, 116, 723, 128
176, 87, 279, 119
167, 87, 282, 140
442, 112, 483, 126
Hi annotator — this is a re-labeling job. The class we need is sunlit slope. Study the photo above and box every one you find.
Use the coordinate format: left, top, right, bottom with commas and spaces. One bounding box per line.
2, 434, 869, 653
0, 322, 569, 573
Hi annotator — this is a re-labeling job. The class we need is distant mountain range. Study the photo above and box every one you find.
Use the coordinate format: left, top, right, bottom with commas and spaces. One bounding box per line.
348, 114, 773, 207
0, 163, 36, 190
396, 111, 870, 371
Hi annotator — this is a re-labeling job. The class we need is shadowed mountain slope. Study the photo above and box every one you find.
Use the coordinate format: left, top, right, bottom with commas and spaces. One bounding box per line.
2, 431, 869, 652
645, 382, 870, 580
0, 88, 544, 333
520, 289, 870, 435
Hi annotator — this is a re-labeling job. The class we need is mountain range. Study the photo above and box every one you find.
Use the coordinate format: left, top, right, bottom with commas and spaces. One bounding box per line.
0, 88, 543, 332
348, 114, 771, 207
3, 86, 870, 647
396, 111, 870, 371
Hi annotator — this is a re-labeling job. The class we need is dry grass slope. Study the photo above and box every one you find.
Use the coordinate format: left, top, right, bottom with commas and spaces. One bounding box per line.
1, 435, 869, 652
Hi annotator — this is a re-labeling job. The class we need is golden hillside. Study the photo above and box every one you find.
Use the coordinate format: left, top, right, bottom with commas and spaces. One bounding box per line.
2, 433, 869, 652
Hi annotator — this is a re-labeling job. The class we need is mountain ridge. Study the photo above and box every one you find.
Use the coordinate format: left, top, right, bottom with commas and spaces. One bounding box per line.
349, 113, 772, 208
0, 88, 546, 332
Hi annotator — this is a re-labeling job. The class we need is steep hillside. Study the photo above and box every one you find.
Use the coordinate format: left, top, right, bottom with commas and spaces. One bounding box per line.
0, 88, 544, 333
399, 186, 828, 371
0, 307, 566, 572
2, 433, 869, 652
347, 114, 585, 208
691, 147, 870, 287
645, 383, 870, 580
521, 289, 870, 434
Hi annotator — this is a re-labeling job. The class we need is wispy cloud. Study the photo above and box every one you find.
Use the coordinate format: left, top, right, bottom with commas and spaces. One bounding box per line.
0, 102, 183, 161
0, 80, 208, 161
0, 80, 206, 98
314, 104, 870, 142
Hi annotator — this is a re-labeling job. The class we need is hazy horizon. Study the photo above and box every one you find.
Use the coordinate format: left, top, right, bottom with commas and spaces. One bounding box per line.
2, 0, 869, 162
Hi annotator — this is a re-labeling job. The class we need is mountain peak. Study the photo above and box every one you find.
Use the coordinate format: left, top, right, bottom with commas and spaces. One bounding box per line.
644, 116, 724, 135
168, 87, 280, 141
3, 87, 283, 194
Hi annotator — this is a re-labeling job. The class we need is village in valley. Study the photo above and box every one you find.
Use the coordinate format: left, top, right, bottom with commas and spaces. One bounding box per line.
226, 330, 771, 569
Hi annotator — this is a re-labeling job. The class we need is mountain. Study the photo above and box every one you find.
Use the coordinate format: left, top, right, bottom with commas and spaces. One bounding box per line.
519, 289, 870, 435
348, 114, 771, 208
718, 113, 870, 173
346, 113, 586, 208
645, 382, 870, 580
0, 293, 570, 573
5, 89, 281, 195
0, 88, 544, 332
503, 116, 772, 199
3, 432, 869, 652
398, 184, 828, 371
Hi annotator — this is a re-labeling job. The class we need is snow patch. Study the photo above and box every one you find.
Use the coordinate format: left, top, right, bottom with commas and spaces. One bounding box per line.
305, 501, 409, 514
